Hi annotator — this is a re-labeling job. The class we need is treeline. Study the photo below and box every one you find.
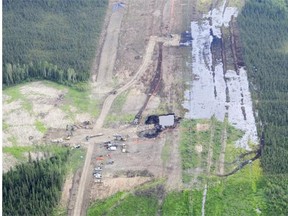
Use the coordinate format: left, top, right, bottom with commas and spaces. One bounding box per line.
238, 0, 288, 214
3, 61, 89, 87
3, 151, 70, 216
3, 0, 108, 87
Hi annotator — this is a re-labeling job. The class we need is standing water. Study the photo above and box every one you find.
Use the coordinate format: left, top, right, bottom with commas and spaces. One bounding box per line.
183, 1, 258, 149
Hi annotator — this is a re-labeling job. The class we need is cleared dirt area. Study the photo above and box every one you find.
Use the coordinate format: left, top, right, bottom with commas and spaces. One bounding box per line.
90, 177, 151, 201
2, 80, 98, 172
3, 0, 230, 215
96, 9, 124, 85
70, 0, 189, 215
3, 0, 188, 212
196, 123, 210, 132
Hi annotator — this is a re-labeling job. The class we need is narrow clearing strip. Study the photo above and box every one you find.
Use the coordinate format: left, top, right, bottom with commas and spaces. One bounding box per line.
96, 11, 124, 83
218, 123, 227, 175
72, 35, 170, 216
201, 184, 208, 216
202, 121, 215, 216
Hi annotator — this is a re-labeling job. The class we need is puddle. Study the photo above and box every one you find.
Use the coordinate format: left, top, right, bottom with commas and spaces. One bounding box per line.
183, 1, 258, 149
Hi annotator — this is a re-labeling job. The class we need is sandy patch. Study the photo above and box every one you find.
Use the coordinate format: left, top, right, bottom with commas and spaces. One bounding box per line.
75, 113, 92, 123
96, 9, 124, 85
90, 177, 151, 201
153, 10, 161, 17
2, 100, 22, 113
2, 132, 10, 146
42, 108, 71, 128
195, 145, 203, 153
60, 173, 74, 208
20, 81, 64, 98
3, 94, 11, 102
122, 89, 147, 114
2, 153, 18, 173
145, 95, 161, 111
33, 104, 54, 115
8, 125, 43, 146
196, 123, 210, 131
4, 109, 35, 126
2, 81, 74, 147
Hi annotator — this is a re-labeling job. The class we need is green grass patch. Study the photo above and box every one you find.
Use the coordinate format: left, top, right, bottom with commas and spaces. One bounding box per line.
162, 190, 193, 216
41, 144, 85, 171
205, 160, 265, 216
88, 180, 165, 216
3, 146, 34, 160
34, 120, 47, 133
111, 91, 129, 113
64, 87, 100, 118
196, 0, 213, 13
227, 0, 245, 8
180, 119, 198, 171
7, 136, 18, 146
134, 179, 165, 191
162, 190, 203, 216
87, 192, 126, 216
52, 205, 67, 216
68, 147, 86, 172
33, 144, 85, 172
180, 119, 211, 184
3, 85, 33, 113
162, 134, 172, 165
35, 144, 67, 155
43, 80, 101, 118
210, 117, 225, 173
4, 85, 23, 103
174, 160, 265, 216
180, 118, 245, 184
104, 114, 135, 127
107, 194, 158, 216
88, 189, 160, 216
3, 121, 10, 132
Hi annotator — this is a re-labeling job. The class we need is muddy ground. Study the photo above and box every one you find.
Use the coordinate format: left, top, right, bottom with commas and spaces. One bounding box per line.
2, 0, 246, 215
70, 1, 192, 215
3, 0, 186, 211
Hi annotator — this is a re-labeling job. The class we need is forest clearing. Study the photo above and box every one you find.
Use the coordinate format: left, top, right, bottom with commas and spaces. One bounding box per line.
3, 0, 288, 215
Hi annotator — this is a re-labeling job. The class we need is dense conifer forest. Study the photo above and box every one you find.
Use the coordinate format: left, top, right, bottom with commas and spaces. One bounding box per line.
3, 151, 70, 216
238, 0, 288, 214
2, 0, 108, 87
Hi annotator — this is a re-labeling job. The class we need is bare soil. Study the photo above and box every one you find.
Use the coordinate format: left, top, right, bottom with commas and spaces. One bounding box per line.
195, 145, 203, 153
3, 0, 192, 215
70, 1, 187, 213
60, 173, 74, 208
196, 123, 210, 132
2, 153, 19, 172
90, 177, 151, 201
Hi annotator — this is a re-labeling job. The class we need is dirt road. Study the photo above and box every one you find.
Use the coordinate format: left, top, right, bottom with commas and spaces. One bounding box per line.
94, 36, 157, 129
72, 139, 95, 216
72, 34, 178, 215
72, 1, 183, 214
96, 10, 124, 84
72, 31, 181, 215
